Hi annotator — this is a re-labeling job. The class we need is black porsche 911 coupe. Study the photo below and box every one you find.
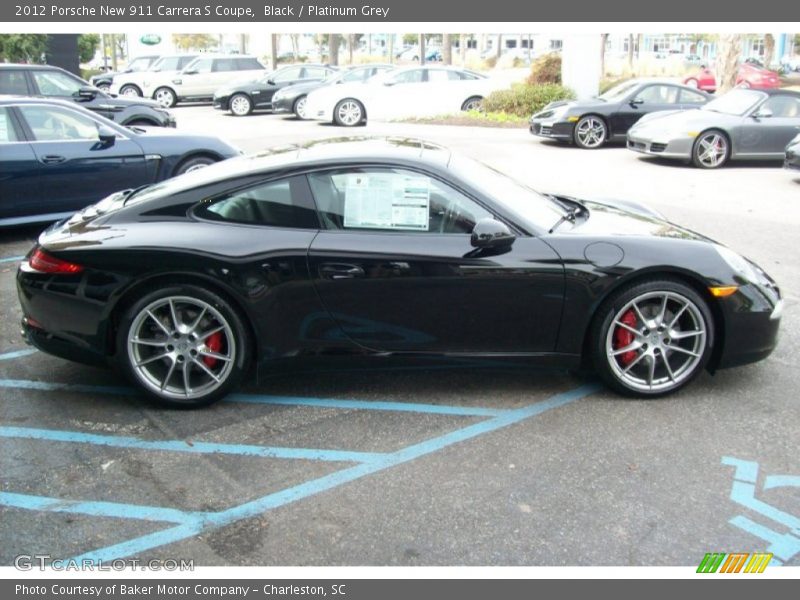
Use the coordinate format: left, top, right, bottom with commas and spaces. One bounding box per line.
17, 138, 782, 407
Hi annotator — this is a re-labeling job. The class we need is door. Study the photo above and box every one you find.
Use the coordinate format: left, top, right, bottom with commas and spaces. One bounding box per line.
737, 94, 800, 156
175, 57, 214, 98
372, 69, 427, 120
0, 107, 41, 222
15, 104, 147, 216
306, 167, 565, 353
611, 84, 682, 135
256, 66, 304, 108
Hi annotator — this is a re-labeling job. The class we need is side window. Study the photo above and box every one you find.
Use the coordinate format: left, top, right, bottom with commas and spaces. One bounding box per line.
178, 56, 197, 69
301, 66, 329, 79
187, 59, 212, 74
0, 70, 29, 94
18, 105, 101, 141
196, 176, 318, 228
392, 70, 424, 84
427, 70, 451, 83
237, 58, 264, 70
31, 70, 83, 96
635, 85, 680, 104
341, 69, 368, 83
213, 59, 238, 72
0, 107, 20, 142
680, 89, 707, 104
272, 67, 303, 83
761, 96, 800, 118
307, 168, 492, 234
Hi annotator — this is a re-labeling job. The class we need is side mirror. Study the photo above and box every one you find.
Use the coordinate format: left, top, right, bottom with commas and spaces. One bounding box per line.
267, 79, 276, 85
383, 80, 396, 86
470, 218, 515, 249
183, 69, 198, 75
97, 125, 117, 146
629, 97, 644, 107
753, 107, 773, 119
76, 86, 98, 100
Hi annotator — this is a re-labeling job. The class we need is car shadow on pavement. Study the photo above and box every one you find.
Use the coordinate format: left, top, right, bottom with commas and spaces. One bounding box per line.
634, 155, 786, 169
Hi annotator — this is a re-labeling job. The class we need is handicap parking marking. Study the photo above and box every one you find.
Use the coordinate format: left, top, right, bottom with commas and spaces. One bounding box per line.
1, 371, 600, 563
0, 348, 37, 361
0, 255, 24, 264
722, 456, 800, 565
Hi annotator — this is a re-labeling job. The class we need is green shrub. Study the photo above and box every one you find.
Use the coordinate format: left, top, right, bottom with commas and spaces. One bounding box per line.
526, 52, 562, 85
483, 83, 575, 118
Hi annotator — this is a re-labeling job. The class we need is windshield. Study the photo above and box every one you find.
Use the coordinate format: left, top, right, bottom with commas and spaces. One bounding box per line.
449, 155, 565, 230
598, 81, 640, 102
702, 89, 766, 116
127, 57, 153, 72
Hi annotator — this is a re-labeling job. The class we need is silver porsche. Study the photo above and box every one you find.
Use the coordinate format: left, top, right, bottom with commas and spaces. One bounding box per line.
627, 88, 800, 168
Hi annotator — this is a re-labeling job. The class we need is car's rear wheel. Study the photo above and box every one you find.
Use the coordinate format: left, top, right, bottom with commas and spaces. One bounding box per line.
591, 278, 713, 397
96, 83, 111, 92
174, 155, 217, 175
334, 98, 365, 126
461, 96, 484, 112
119, 84, 142, 97
154, 87, 177, 108
229, 93, 253, 116
126, 119, 156, 127
118, 285, 250, 407
573, 115, 607, 149
692, 129, 730, 169
293, 95, 308, 119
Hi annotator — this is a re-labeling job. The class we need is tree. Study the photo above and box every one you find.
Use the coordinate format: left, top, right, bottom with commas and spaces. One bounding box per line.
600, 33, 609, 76
387, 34, 394, 64
627, 34, 635, 70
763, 34, 775, 67
270, 34, 278, 70
402, 33, 417, 46
171, 34, 216, 52
0, 34, 49, 63
77, 34, 100, 64
715, 34, 743, 94
459, 33, 467, 66
419, 34, 426, 65
328, 34, 340, 66
495, 34, 503, 59
442, 33, 452, 65
347, 34, 355, 64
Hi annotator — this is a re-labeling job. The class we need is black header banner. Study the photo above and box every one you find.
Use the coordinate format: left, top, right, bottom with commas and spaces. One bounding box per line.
2, 0, 798, 22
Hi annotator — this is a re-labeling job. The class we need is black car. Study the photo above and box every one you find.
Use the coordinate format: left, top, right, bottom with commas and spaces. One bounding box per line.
272, 64, 394, 119
213, 64, 338, 116
786, 134, 800, 172
0, 97, 240, 227
0, 64, 175, 128
16, 137, 781, 407
90, 54, 160, 92
530, 79, 711, 149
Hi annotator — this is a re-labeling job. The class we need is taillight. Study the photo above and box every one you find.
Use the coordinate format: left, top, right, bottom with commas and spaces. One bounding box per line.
28, 248, 84, 274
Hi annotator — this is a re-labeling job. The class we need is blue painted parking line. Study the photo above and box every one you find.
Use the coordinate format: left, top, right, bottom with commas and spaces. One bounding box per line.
0, 255, 24, 264
0, 349, 37, 361
66, 383, 599, 563
0, 491, 209, 525
0, 426, 386, 464
0, 378, 506, 417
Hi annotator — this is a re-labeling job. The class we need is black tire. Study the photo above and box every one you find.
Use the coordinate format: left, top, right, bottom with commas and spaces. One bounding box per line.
691, 129, 730, 169
333, 98, 365, 127
154, 86, 177, 108
461, 96, 484, 112
573, 115, 608, 149
292, 95, 308, 119
119, 84, 143, 97
229, 93, 253, 117
96, 83, 111, 92
125, 119, 156, 127
174, 155, 217, 176
589, 277, 714, 398
117, 284, 251, 408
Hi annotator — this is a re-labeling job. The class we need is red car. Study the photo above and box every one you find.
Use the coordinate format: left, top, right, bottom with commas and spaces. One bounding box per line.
684, 63, 781, 92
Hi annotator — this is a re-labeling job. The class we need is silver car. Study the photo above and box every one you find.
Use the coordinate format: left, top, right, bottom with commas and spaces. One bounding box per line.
627, 89, 800, 168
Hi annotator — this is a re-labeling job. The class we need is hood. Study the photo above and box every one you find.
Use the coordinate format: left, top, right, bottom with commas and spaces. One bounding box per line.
278, 80, 329, 95
99, 93, 162, 109
534, 97, 609, 118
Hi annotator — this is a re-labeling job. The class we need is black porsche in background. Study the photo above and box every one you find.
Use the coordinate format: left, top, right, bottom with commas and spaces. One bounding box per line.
786, 133, 800, 172
530, 79, 711, 148
17, 138, 781, 407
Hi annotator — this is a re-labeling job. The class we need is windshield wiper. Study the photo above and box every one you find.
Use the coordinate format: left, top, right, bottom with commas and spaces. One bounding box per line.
548, 206, 582, 233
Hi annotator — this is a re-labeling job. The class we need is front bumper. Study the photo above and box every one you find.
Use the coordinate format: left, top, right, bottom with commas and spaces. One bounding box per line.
715, 282, 782, 370
785, 147, 800, 171
272, 96, 295, 113
626, 133, 693, 159
212, 95, 230, 111
529, 120, 573, 140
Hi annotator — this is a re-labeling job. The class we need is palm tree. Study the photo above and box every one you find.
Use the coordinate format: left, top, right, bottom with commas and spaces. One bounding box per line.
387, 34, 394, 64
764, 34, 775, 68
460, 34, 467, 66
600, 33, 609, 77
328, 34, 340, 66
443, 33, 452, 65
715, 34, 743, 94
270, 34, 278, 70
419, 33, 425, 65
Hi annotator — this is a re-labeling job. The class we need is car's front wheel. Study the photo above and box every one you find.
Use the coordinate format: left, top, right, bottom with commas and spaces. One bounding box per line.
293, 95, 308, 119
573, 115, 607, 149
119, 84, 142, 97
591, 278, 713, 397
692, 130, 730, 169
154, 87, 177, 108
229, 93, 253, 116
334, 98, 365, 126
461, 96, 484, 112
174, 155, 217, 175
118, 285, 251, 407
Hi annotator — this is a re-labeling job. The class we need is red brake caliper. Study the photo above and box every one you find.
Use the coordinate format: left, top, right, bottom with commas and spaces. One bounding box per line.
203, 331, 223, 368
614, 309, 638, 366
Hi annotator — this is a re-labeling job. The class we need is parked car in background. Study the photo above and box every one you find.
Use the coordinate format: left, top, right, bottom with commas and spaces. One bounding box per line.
305, 66, 494, 126
108, 54, 198, 97
529, 79, 710, 149
0, 97, 240, 227
627, 89, 800, 168
142, 55, 266, 108
272, 64, 394, 119
0, 64, 175, 127
213, 64, 338, 116
90, 55, 160, 92
781, 55, 800, 72
425, 47, 443, 62
683, 63, 781, 92
784, 133, 800, 171
396, 46, 421, 61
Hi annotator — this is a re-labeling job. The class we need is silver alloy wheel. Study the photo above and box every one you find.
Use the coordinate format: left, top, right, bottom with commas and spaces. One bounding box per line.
183, 163, 209, 173
154, 88, 175, 108
576, 117, 606, 148
462, 97, 483, 111
120, 85, 140, 97
230, 95, 251, 116
696, 133, 728, 168
337, 100, 362, 126
605, 291, 707, 393
127, 296, 236, 401
97, 84, 110, 92
295, 96, 308, 119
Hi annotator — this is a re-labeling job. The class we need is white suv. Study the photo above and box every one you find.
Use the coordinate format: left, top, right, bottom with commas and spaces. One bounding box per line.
109, 55, 198, 98
143, 55, 266, 108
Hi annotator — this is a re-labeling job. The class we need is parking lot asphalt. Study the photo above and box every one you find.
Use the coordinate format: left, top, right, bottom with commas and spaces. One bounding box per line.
1, 105, 798, 566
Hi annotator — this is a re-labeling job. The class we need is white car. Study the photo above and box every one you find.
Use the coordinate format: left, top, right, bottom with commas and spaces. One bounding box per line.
142, 55, 266, 108
304, 65, 499, 126
109, 54, 198, 97
781, 55, 800, 72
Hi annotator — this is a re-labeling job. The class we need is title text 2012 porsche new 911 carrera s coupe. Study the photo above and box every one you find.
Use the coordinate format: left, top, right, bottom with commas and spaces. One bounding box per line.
17, 138, 782, 407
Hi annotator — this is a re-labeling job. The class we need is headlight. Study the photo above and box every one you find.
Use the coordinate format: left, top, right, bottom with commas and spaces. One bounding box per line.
533, 105, 569, 120
715, 245, 759, 283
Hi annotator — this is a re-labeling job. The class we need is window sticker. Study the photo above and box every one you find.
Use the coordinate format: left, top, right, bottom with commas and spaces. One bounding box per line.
343, 174, 430, 231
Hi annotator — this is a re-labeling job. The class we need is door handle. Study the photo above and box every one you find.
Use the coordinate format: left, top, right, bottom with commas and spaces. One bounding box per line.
319, 263, 365, 280
40, 155, 67, 165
